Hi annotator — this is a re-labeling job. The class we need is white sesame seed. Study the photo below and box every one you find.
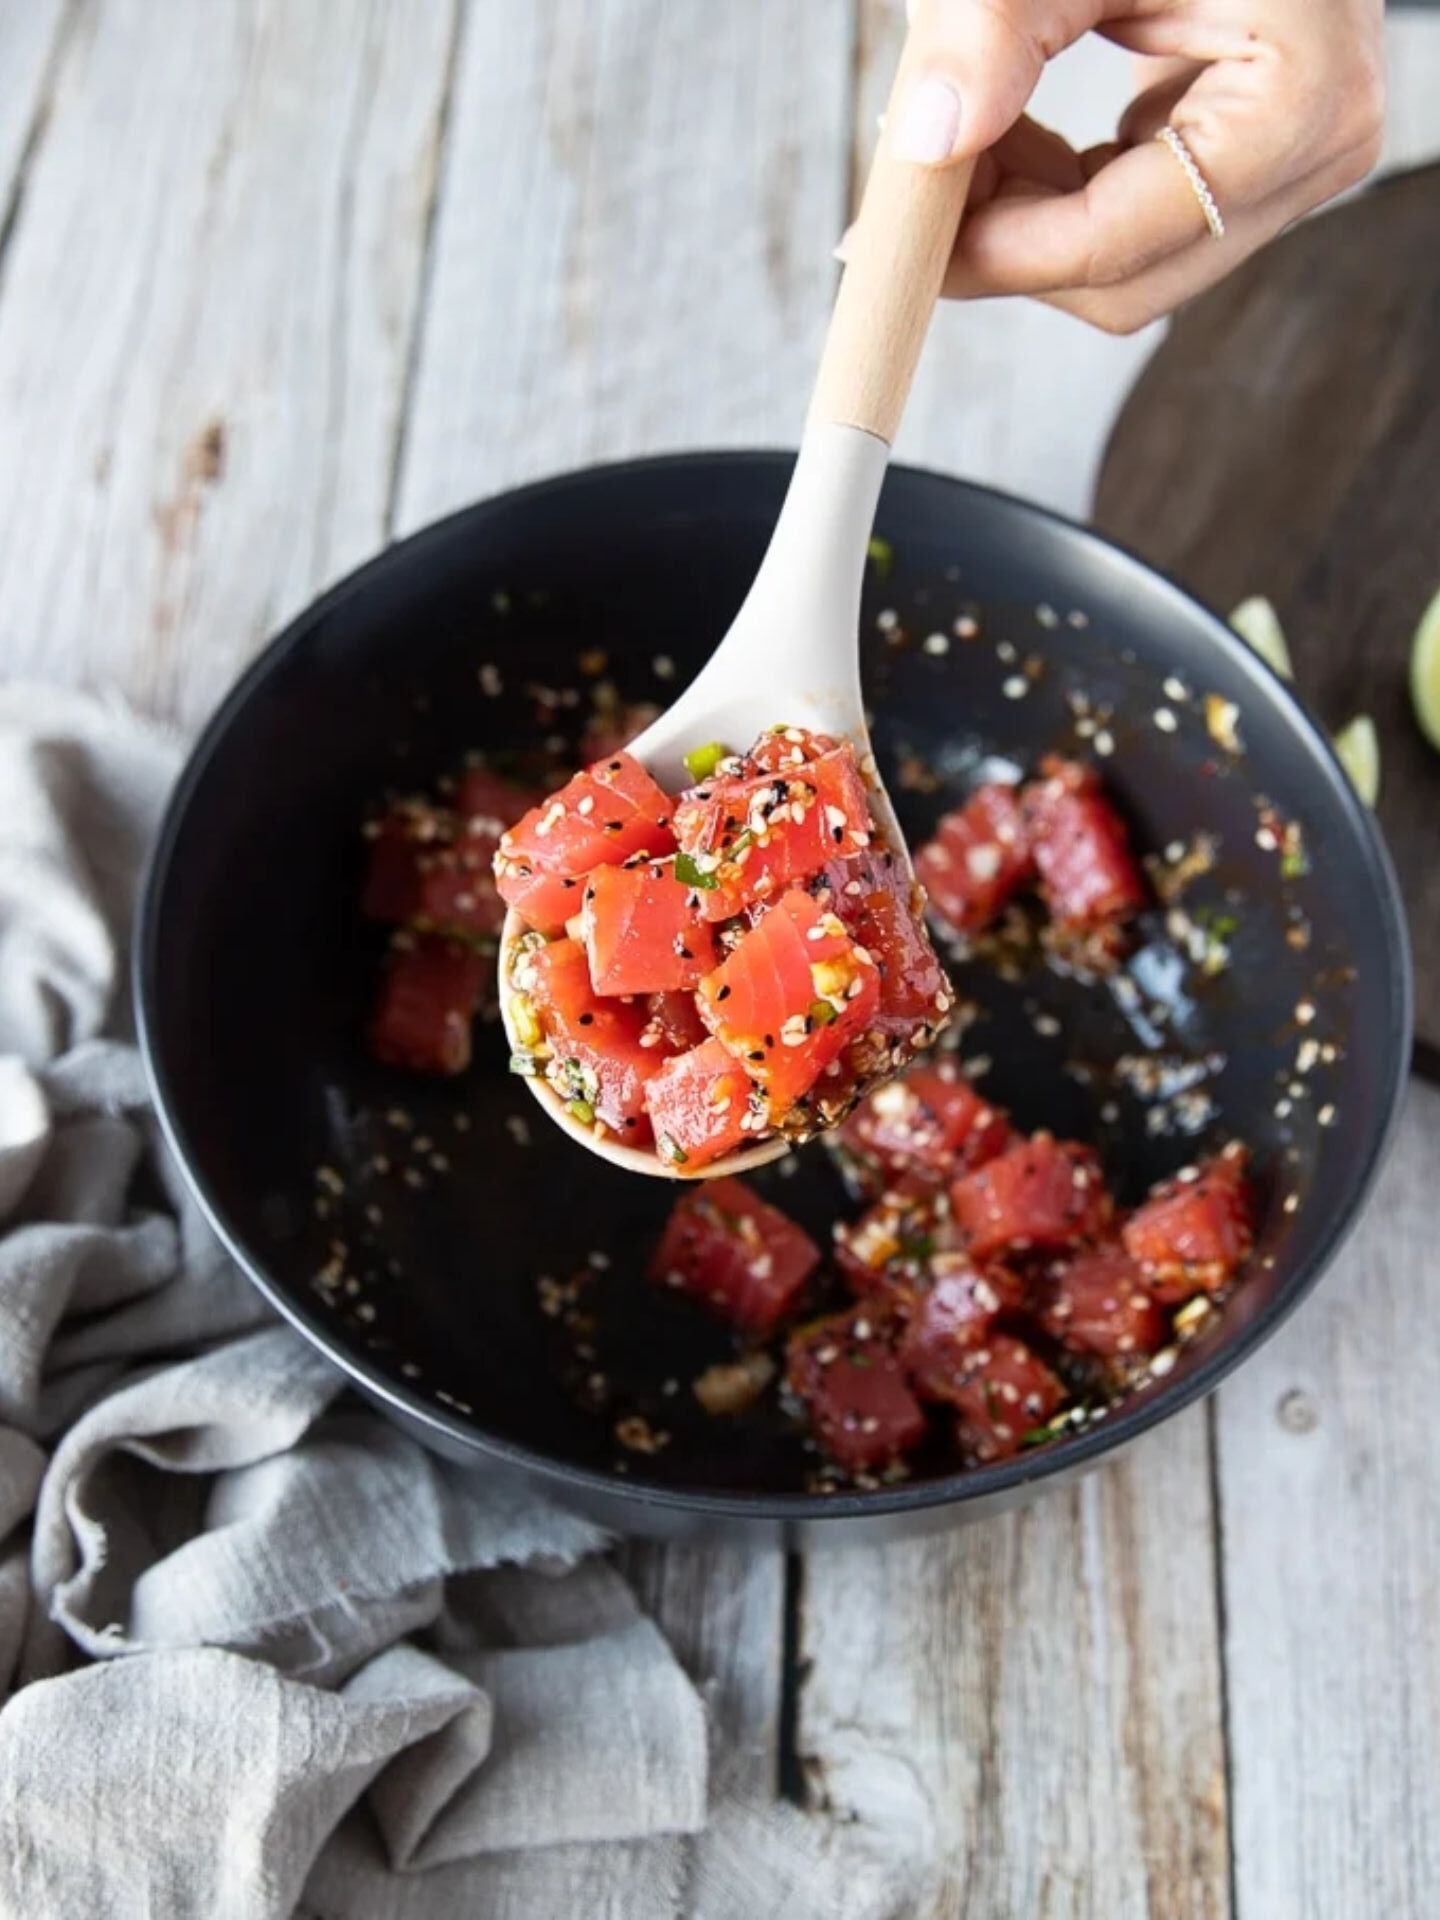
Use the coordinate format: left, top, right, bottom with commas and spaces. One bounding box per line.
954, 614, 979, 638
652, 654, 675, 679
924, 632, 950, 655
877, 608, 899, 633
1163, 676, 1189, 702
1036, 603, 1059, 628
1094, 730, 1115, 756
479, 664, 503, 696
1002, 676, 1029, 700
1154, 707, 1178, 733
1318, 1103, 1337, 1126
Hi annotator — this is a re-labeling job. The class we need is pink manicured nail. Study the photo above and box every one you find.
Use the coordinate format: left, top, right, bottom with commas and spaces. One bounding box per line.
892, 75, 961, 164
833, 223, 856, 262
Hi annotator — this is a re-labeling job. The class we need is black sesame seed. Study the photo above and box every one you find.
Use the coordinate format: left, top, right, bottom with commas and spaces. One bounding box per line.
579, 1013, 594, 1026
717, 985, 732, 1001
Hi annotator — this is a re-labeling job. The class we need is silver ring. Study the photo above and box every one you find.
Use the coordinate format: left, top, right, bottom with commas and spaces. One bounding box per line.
1156, 125, 1226, 241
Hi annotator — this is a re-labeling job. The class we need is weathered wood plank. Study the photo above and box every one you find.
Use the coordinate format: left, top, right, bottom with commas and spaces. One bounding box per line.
1215, 1080, 1440, 1919
851, 1, 1159, 520
0, 0, 70, 231
395, 0, 852, 526
798, 1414, 1230, 1919
0, 0, 459, 726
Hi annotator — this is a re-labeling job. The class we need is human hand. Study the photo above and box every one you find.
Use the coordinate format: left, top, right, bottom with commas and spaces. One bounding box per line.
869, 0, 1385, 333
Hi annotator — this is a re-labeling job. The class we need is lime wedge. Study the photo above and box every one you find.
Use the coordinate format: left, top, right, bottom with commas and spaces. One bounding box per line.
1229, 597, 1294, 680
1410, 584, 1440, 753
1332, 715, 1380, 808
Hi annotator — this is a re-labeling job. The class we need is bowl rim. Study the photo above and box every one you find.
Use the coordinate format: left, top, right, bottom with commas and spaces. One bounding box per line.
135, 449, 1415, 1523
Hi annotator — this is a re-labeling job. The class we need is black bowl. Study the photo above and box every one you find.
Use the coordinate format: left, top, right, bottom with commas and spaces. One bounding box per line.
137, 454, 1412, 1544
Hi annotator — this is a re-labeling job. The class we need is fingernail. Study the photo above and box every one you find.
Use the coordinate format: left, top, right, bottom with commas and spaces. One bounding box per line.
833, 222, 856, 262
892, 74, 961, 165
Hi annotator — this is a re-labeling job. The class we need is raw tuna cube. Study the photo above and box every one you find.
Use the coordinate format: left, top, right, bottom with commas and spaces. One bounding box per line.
648, 1177, 820, 1335
915, 783, 1032, 935
697, 889, 880, 1117
950, 1133, 1111, 1260
1022, 756, 1146, 932
833, 1173, 949, 1304
452, 767, 537, 834
518, 936, 665, 1140
407, 846, 506, 939
361, 801, 453, 923
495, 751, 677, 932
644, 990, 710, 1053
1122, 1144, 1254, 1303
840, 1061, 1012, 1182
367, 936, 488, 1075
786, 1307, 927, 1473
581, 858, 718, 996
675, 743, 874, 921
644, 1038, 761, 1171
742, 725, 839, 775
1037, 1246, 1167, 1358
818, 848, 951, 1043
951, 1336, 1066, 1464
898, 1254, 1027, 1402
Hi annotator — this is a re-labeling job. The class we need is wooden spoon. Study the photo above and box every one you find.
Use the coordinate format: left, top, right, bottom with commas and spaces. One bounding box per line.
501, 25, 973, 1178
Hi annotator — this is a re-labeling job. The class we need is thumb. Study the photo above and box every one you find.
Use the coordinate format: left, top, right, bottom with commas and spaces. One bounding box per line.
892, 0, 1092, 165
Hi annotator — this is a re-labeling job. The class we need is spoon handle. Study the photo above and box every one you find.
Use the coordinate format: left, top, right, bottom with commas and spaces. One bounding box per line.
810, 27, 975, 445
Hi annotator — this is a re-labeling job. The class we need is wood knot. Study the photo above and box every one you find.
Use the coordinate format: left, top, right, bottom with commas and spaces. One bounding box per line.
1277, 1388, 1318, 1434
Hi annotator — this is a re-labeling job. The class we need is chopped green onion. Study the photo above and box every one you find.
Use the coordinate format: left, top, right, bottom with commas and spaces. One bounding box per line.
567, 1098, 596, 1126
509, 1052, 540, 1077
675, 852, 718, 891
658, 1133, 689, 1166
509, 991, 541, 1049
1280, 845, 1309, 881
866, 535, 895, 580
809, 998, 838, 1027
683, 740, 730, 783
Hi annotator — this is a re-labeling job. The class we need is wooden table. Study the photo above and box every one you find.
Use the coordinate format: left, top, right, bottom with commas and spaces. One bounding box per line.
3, 6, 1437, 1913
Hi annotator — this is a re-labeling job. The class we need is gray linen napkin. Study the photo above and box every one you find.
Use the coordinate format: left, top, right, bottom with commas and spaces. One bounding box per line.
0, 687, 708, 1918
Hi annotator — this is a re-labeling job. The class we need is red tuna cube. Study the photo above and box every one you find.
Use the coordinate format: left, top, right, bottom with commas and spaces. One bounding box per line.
648, 1176, 820, 1335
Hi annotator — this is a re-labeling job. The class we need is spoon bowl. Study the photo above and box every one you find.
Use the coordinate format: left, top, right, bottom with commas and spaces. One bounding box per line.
498, 426, 901, 1177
